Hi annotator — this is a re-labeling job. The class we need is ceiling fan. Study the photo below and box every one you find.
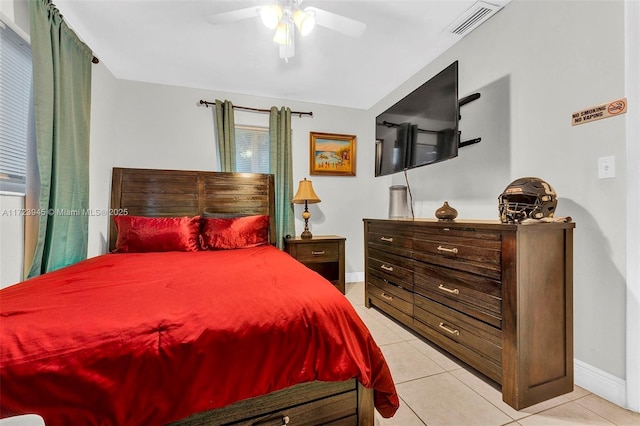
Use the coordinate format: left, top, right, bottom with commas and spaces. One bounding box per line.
206, 0, 367, 62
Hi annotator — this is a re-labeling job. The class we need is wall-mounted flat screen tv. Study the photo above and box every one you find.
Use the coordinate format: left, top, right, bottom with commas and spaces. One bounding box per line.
375, 61, 459, 177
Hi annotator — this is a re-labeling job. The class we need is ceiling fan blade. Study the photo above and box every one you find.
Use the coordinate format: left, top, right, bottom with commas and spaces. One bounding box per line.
306, 7, 367, 38
205, 6, 261, 25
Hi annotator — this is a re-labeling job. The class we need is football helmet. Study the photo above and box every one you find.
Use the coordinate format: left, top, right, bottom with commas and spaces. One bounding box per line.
498, 177, 557, 223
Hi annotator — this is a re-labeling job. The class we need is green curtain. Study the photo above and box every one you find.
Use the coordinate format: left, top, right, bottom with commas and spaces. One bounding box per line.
269, 107, 295, 249
215, 99, 236, 172
28, 0, 93, 277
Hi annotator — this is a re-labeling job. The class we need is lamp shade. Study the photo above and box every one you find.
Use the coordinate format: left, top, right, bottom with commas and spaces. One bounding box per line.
292, 178, 321, 204
260, 4, 282, 29
273, 21, 290, 45
293, 8, 315, 36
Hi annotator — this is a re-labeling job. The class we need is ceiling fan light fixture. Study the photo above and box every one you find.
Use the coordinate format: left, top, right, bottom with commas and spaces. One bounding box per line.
279, 40, 295, 62
273, 21, 290, 45
260, 4, 283, 29
293, 8, 315, 36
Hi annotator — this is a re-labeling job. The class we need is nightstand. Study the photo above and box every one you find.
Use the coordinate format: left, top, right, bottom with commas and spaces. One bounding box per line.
284, 235, 346, 294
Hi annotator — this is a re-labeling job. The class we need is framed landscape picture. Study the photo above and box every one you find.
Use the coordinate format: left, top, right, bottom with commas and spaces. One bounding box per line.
309, 132, 356, 176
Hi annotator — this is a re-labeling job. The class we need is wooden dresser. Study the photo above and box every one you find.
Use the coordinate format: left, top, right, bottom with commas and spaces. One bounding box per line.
363, 218, 575, 409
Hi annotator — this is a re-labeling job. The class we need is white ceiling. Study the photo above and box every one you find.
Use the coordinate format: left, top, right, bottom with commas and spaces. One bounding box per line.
55, 0, 511, 109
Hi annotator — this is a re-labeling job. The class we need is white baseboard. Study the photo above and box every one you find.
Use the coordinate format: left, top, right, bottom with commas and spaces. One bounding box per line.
346, 272, 364, 283
575, 358, 627, 408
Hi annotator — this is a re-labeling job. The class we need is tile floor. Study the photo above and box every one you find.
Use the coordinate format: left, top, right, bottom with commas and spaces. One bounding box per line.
344, 282, 640, 426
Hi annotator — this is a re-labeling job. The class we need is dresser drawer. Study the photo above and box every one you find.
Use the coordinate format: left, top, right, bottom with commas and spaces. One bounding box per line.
412, 229, 502, 280
411, 317, 502, 383
413, 225, 502, 242
414, 262, 502, 328
367, 275, 413, 316
414, 294, 502, 365
367, 248, 414, 290
366, 221, 413, 256
292, 242, 339, 263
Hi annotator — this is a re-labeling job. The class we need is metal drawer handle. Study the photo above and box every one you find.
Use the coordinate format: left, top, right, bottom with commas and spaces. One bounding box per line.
381, 292, 394, 301
438, 284, 460, 295
380, 236, 394, 242
311, 251, 325, 256
252, 414, 289, 425
380, 264, 394, 272
439, 322, 460, 336
437, 245, 459, 254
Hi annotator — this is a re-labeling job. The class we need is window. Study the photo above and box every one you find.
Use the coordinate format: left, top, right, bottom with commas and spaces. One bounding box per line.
234, 125, 269, 173
0, 20, 32, 193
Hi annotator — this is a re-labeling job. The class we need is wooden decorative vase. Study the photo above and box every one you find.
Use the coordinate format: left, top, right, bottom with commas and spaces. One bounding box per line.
435, 201, 458, 221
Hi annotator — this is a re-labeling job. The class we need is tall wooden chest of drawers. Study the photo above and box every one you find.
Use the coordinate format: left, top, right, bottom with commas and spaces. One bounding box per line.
364, 218, 575, 410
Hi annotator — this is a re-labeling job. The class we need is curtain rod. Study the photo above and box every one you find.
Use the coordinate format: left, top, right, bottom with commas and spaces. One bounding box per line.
199, 100, 313, 118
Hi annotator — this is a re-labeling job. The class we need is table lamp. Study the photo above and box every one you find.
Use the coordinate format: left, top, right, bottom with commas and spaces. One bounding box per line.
291, 178, 321, 239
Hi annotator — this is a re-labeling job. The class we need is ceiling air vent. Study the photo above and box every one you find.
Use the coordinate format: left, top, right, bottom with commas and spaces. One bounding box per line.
446, 1, 502, 36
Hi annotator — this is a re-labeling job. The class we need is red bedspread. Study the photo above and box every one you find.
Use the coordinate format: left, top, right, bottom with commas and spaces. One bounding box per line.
0, 246, 398, 425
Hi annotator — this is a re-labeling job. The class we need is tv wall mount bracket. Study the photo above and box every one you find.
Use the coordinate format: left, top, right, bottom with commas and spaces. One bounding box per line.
458, 92, 481, 148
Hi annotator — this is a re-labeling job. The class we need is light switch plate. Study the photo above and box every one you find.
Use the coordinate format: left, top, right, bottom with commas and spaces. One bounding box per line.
598, 156, 616, 179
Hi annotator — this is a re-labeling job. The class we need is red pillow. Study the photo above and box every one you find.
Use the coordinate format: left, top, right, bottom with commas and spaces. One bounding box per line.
200, 215, 270, 250
114, 215, 201, 252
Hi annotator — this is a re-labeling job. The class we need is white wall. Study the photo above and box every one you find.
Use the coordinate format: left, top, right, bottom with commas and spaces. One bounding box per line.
371, 0, 632, 407
0, 0, 28, 34
86, 61, 118, 257
624, 0, 640, 412
0, 193, 24, 288
87, 78, 385, 279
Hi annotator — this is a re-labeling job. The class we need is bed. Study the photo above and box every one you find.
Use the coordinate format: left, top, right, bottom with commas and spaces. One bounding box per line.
0, 167, 399, 425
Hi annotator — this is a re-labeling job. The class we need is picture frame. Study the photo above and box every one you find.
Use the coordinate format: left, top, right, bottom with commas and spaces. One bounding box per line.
309, 132, 356, 176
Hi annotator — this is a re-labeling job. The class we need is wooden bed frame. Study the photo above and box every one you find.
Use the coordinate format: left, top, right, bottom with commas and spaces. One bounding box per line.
109, 167, 375, 425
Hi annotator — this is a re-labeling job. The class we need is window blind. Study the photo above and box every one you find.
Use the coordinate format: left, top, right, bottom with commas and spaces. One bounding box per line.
235, 125, 270, 174
0, 20, 32, 193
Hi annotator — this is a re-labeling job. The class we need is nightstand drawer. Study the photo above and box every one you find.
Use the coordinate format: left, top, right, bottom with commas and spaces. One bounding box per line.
284, 236, 346, 294
293, 242, 340, 263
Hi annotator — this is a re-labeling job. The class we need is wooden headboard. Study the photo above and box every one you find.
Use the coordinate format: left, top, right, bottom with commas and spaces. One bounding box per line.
109, 167, 276, 251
